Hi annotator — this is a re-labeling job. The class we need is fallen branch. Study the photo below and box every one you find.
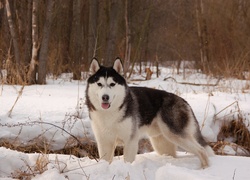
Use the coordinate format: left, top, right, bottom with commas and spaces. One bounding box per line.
164, 76, 221, 86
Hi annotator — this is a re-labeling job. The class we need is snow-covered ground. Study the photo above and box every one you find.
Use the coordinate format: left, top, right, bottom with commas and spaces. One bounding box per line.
0, 67, 250, 179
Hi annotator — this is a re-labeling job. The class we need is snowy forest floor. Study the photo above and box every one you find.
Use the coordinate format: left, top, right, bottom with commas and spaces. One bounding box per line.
0, 66, 250, 179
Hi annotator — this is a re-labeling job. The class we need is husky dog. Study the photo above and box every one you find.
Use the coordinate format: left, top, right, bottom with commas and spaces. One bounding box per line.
86, 58, 214, 168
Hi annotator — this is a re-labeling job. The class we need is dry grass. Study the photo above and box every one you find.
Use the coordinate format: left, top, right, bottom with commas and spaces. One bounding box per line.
0, 137, 153, 161
213, 101, 250, 156
215, 118, 250, 156
0, 136, 98, 159
10, 153, 49, 180
211, 141, 250, 156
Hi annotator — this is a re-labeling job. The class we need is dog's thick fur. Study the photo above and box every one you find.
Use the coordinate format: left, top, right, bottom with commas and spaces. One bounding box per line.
86, 58, 214, 168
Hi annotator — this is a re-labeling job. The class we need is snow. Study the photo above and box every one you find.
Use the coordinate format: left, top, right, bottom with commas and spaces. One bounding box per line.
1, 68, 250, 179
1, 148, 250, 180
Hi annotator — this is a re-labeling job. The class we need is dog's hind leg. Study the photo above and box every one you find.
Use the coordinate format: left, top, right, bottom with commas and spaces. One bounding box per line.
195, 129, 215, 157
149, 135, 176, 157
165, 134, 209, 168
157, 122, 209, 168
180, 137, 209, 168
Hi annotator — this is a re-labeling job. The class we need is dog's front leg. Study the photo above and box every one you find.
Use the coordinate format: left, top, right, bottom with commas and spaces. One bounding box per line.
96, 134, 116, 163
123, 139, 138, 163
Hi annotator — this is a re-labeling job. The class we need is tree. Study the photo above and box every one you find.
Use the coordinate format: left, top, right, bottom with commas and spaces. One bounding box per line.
105, 0, 123, 65
70, 0, 83, 80
37, 0, 55, 84
88, 0, 98, 60
196, 0, 209, 73
23, 0, 32, 73
1, 0, 249, 83
52, 0, 72, 75
5, 0, 23, 83
124, 0, 131, 77
27, 0, 38, 84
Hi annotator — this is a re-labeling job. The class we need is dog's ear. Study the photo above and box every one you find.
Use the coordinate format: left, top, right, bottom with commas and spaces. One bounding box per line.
113, 58, 124, 75
89, 58, 100, 75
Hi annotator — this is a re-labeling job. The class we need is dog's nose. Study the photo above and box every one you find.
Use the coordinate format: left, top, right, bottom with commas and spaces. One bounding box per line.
102, 94, 109, 101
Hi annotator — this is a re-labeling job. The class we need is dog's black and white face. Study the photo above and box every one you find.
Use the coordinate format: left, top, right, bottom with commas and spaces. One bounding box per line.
86, 58, 127, 111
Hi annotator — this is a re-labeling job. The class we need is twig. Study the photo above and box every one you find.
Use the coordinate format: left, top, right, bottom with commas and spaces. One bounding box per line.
201, 94, 211, 131
0, 119, 99, 161
8, 85, 25, 118
214, 101, 239, 117
32, 121, 99, 162
77, 158, 89, 179
232, 168, 236, 180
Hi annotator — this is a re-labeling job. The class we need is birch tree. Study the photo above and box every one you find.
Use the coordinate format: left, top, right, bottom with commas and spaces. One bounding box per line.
27, 0, 38, 84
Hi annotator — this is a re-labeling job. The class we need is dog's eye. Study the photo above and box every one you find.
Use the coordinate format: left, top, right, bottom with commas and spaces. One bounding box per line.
110, 83, 116, 87
97, 83, 103, 87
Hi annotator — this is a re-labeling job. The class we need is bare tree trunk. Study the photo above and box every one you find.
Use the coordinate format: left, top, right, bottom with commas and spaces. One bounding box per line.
5, 0, 20, 64
53, 0, 72, 75
60, 0, 72, 72
16, 1, 31, 66
82, 1, 89, 71
124, 0, 131, 78
196, 0, 209, 73
0, 2, 4, 30
37, 0, 55, 84
128, 4, 152, 79
24, 1, 32, 62
23, 0, 32, 82
105, 0, 122, 65
88, 0, 98, 60
71, 0, 82, 80
5, 0, 22, 83
27, 0, 39, 84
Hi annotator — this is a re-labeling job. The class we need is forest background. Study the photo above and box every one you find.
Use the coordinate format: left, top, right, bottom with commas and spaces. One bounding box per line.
0, 0, 250, 85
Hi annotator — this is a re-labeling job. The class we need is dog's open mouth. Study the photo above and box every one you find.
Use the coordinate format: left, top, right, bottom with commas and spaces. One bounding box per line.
101, 103, 110, 109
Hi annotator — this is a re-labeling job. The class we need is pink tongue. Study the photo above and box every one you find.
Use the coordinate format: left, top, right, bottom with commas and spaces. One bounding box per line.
101, 103, 110, 109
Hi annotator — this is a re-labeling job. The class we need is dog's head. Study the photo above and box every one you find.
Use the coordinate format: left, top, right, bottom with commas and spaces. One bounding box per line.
86, 58, 127, 111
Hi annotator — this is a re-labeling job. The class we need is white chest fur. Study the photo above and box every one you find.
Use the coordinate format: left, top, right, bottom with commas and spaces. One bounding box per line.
90, 110, 134, 143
